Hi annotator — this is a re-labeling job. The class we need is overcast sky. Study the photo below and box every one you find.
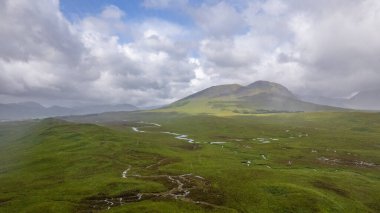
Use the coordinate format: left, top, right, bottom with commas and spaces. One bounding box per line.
1, 0, 379, 107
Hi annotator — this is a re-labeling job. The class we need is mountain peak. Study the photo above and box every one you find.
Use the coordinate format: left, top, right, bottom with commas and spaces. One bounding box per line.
183, 84, 243, 100
164, 80, 341, 114
347, 89, 380, 110
238, 80, 295, 98
14, 101, 44, 108
247, 80, 287, 90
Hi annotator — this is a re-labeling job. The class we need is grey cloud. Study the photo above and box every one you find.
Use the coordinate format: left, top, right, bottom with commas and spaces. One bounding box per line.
192, 2, 247, 37
192, 0, 380, 98
1, 0, 380, 107
0, 0, 197, 107
285, 0, 380, 96
0, 0, 84, 65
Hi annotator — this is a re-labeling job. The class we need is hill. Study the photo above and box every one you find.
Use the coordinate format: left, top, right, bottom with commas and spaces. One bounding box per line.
300, 89, 380, 111
0, 102, 138, 121
163, 81, 341, 114
1, 111, 380, 212
347, 89, 380, 110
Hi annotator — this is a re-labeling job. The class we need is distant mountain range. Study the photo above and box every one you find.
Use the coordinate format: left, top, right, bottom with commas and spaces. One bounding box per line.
300, 89, 380, 110
164, 81, 343, 114
0, 102, 138, 121
2, 81, 378, 120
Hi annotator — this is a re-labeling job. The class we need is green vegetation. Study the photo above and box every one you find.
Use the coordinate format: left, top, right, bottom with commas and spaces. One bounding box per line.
1, 111, 379, 212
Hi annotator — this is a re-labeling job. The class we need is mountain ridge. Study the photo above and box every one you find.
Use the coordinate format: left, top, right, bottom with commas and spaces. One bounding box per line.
0, 102, 138, 121
164, 81, 343, 114
300, 89, 380, 111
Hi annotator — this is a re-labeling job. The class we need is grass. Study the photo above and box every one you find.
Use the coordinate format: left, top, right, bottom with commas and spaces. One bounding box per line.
0, 111, 379, 212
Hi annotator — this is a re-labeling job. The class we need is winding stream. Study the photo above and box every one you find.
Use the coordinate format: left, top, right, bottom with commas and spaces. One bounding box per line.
132, 123, 198, 144
86, 163, 231, 211
82, 121, 235, 211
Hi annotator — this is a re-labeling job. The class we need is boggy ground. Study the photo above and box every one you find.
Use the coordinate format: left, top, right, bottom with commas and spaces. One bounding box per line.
0, 111, 380, 212
80, 164, 226, 211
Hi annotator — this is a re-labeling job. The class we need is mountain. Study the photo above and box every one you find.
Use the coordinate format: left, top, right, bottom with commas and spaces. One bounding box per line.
0, 102, 138, 121
347, 89, 380, 110
300, 89, 380, 111
299, 96, 347, 108
164, 81, 342, 114
183, 84, 242, 100
73, 104, 138, 115
0, 102, 46, 121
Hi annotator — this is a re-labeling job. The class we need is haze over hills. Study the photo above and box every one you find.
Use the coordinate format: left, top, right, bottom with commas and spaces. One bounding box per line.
3, 81, 377, 121
300, 89, 380, 111
163, 81, 342, 114
0, 102, 138, 121
347, 89, 380, 110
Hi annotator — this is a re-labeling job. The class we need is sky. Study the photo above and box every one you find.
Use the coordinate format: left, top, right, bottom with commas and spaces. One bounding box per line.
1, 0, 380, 107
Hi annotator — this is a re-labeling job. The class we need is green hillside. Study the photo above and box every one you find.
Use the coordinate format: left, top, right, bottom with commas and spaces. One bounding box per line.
1, 111, 380, 212
160, 81, 342, 115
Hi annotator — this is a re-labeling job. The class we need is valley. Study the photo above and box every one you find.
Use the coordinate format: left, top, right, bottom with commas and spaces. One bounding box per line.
1, 111, 379, 212
2, 1, 380, 212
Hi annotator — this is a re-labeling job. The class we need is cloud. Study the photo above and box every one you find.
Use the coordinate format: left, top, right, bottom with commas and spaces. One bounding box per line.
0, 0, 89, 102
0, 0, 196, 106
142, 0, 188, 9
262, 0, 288, 16
191, 1, 246, 37
1, 0, 380, 106
284, 0, 380, 95
0, 0, 84, 64
192, 0, 380, 97
76, 13, 199, 106
100, 5, 125, 19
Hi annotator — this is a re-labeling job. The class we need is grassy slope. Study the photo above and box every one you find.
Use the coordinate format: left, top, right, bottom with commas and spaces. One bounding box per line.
160, 81, 343, 114
155, 97, 340, 116
1, 112, 380, 212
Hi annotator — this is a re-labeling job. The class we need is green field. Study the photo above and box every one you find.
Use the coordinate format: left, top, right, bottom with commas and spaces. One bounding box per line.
1, 111, 380, 212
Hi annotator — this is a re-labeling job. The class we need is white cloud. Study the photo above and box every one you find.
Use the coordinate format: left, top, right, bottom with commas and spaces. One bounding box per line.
262, 0, 288, 16
100, 5, 125, 19
0, 0, 197, 106
192, 1, 246, 36
142, 0, 188, 9
192, 0, 380, 97
1, 0, 380, 106
285, 0, 380, 96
